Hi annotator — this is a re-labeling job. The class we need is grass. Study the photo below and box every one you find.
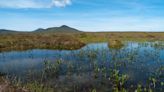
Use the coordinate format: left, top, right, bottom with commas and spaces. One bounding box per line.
78, 32, 164, 43
0, 32, 164, 92
108, 39, 124, 49
0, 33, 85, 51
0, 32, 164, 51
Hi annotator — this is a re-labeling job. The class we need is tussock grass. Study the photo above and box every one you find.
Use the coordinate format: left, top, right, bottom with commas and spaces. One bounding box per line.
0, 33, 85, 51
0, 32, 164, 51
108, 39, 124, 49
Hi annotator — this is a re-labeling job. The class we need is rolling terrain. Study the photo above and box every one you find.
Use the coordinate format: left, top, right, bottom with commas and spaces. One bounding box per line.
0, 25, 164, 51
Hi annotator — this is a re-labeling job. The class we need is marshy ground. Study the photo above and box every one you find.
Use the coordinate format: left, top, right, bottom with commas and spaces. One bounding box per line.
0, 32, 164, 92
0, 32, 164, 51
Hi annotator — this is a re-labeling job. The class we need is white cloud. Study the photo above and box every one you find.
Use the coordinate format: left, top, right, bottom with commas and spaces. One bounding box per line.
0, 0, 72, 8
52, 0, 71, 7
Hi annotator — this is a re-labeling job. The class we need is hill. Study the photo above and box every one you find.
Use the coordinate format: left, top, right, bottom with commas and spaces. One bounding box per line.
34, 25, 82, 33
0, 25, 82, 34
0, 29, 18, 34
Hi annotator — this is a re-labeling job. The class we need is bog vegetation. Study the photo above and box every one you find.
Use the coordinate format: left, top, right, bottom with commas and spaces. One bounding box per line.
0, 32, 164, 51
0, 31, 164, 92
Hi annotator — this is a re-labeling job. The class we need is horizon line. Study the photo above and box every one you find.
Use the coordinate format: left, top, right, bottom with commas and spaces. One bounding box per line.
0, 25, 164, 32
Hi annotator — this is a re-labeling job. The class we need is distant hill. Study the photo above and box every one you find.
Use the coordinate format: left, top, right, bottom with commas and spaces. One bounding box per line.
34, 25, 82, 33
0, 29, 18, 34
0, 25, 82, 34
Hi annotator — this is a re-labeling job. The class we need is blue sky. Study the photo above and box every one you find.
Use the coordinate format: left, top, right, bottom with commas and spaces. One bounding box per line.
0, 0, 164, 32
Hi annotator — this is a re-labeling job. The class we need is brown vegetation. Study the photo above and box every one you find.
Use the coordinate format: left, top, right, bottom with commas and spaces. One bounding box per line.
0, 32, 164, 51
0, 77, 28, 92
0, 33, 85, 51
108, 39, 124, 49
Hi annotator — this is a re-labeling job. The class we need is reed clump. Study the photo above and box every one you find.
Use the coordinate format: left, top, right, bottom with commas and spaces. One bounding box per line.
108, 39, 124, 49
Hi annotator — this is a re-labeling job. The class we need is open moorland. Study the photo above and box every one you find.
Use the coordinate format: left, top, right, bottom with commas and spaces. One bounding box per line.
0, 25, 164, 51
0, 26, 164, 92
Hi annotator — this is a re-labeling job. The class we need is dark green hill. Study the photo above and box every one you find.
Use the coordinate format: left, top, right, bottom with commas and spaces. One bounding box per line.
0, 25, 82, 34
0, 29, 18, 34
34, 25, 82, 33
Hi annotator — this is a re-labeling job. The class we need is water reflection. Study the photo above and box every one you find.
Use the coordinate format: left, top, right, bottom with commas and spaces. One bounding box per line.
0, 42, 163, 88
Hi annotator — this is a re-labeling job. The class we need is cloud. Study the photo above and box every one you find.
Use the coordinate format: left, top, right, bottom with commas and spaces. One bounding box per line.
52, 0, 71, 7
0, 0, 72, 8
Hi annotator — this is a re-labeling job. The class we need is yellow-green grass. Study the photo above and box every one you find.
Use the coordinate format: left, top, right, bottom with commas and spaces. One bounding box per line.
0, 32, 164, 51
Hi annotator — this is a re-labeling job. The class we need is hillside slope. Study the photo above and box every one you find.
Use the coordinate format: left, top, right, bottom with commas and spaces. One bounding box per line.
34, 25, 82, 33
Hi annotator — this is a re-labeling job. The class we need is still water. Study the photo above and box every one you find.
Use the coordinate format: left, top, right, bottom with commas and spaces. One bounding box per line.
0, 42, 164, 91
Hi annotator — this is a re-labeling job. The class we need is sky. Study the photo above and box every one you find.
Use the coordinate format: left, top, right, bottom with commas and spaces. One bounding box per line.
0, 0, 164, 32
